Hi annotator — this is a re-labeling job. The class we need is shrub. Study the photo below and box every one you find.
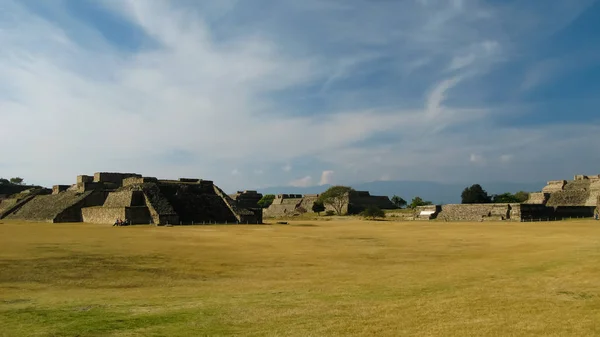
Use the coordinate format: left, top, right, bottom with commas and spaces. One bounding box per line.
361, 205, 385, 220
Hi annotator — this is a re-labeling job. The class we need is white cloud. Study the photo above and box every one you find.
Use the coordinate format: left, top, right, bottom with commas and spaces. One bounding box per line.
231, 169, 240, 175
470, 154, 485, 164
0, 0, 597, 191
425, 77, 462, 118
319, 170, 334, 185
289, 176, 312, 187
448, 53, 476, 72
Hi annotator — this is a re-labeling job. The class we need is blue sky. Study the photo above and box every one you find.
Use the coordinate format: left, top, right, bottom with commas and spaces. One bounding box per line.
1, 0, 600, 192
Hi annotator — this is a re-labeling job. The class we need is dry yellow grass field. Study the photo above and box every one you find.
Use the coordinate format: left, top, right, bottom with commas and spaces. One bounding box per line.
1, 219, 600, 336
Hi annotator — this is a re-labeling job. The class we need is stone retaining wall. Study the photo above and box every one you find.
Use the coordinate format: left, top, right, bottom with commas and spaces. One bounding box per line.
82, 206, 152, 224
77, 175, 93, 183
436, 204, 520, 222
122, 177, 158, 186
93, 172, 141, 185
523, 192, 549, 205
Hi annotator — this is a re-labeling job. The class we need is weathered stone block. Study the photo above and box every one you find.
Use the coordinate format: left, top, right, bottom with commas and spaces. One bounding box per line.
93, 172, 142, 185
52, 185, 70, 195
77, 175, 93, 183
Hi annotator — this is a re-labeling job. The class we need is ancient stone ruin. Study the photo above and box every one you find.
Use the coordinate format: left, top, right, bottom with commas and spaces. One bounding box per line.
413, 173, 600, 222
434, 203, 522, 222
263, 190, 396, 217
521, 174, 600, 219
0, 172, 263, 225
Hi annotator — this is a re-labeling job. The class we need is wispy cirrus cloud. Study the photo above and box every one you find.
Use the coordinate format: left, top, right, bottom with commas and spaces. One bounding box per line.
0, 0, 599, 191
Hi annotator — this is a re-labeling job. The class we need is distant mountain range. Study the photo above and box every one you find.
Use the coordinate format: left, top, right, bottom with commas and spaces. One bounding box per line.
252, 180, 547, 205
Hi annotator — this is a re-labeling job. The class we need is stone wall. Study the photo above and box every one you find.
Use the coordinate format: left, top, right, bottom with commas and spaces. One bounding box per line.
77, 175, 93, 183
436, 204, 520, 222
93, 172, 142, 185
82, 206, 126, 224
524, 192, 549, 205
553, 206, 595, 218
122, 177, 158, 186
76, 182, 119, 192
52, 185, 70, 195
82, 206, 152, 224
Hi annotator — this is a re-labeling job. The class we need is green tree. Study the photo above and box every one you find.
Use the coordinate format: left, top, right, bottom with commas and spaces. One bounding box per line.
257, 194, 275, 208
9, 177, 23, 185
0, 178, 9, 184
461, 184, 491, 204
361, 205, 386, 220
391, 195, 407, 209
311, 201, 325, 215
318, 185, 354, 215
492, 192, 520, 203
514, 191, 530, 203
409, 196, 433, 209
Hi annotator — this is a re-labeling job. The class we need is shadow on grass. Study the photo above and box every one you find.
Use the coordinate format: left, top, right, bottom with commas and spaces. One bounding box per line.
1, 306, 238, 336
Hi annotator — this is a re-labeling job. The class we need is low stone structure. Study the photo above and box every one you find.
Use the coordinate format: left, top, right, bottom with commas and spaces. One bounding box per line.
412, 173, 600, 222
263, 190, 395, 218
2, 172, 262, 225
436, 203, 521, 222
